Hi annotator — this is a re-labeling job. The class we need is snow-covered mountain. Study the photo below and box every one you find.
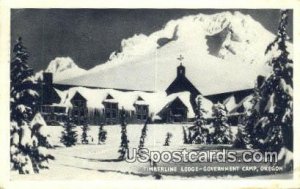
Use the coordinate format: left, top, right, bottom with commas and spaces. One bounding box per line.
35, 57, 87, 82
57, 11, 293, 95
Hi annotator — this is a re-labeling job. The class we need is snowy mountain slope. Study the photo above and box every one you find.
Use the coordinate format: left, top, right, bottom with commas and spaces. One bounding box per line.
58, 11, 293, 95
35, 57, 87, 82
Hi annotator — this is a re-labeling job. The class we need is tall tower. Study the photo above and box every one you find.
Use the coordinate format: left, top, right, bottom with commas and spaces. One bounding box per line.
177, 55, 185, 77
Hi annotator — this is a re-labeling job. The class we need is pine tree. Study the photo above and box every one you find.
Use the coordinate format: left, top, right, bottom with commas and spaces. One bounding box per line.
60, 118, 78, 147
164, 132, 172, 146
10, 37, 54, 174
118, 108, 129, 160
247, 10, 293, 155
191, 96, 209, 144
182, 126, 188, 144
98, 124, 107, 144
81, 121, 90, 144
211, 103, 232, 144
138, 117, 150, 150
233, 84, 261, 149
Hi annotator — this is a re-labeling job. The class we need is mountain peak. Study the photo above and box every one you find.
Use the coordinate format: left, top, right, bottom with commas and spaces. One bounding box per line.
46, 57, 80, 73
57, 12, 291, 95
35, 57, 87, 82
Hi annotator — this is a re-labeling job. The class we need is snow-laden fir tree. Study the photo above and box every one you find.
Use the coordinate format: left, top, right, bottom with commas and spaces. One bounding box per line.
81, 121, 90, 144
189, 95, 210, 144
244, 10, 293, 167
10, 37, 54, 174
60, 117, 78, 147
210, 103, 232, 144
233, 80, 262, 149
118, 108, 129, 160
138, 117, 150, 151
182, 126, 189, 144
164, 132, 172, 146
98, 124, 107, 145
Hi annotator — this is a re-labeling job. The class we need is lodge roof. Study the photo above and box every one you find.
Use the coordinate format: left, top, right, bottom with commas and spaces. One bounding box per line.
54, 87, 213, 119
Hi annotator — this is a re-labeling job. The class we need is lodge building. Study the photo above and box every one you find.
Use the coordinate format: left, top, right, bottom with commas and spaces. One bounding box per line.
38, 58, 255, 125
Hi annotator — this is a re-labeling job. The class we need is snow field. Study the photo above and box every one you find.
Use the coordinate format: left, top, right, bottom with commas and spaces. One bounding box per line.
12, 124, 192, 180
12, 124, 289, 180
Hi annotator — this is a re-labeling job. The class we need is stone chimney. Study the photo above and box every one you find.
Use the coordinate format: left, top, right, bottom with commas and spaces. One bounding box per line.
43, 72, 53, 85
42, 72, 53, 105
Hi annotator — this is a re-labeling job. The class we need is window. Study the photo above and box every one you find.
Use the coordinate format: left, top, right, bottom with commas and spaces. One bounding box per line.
106, 111, 110, 118
112, 103, 117, 109
80, 110, 85, 116
43, 106, 51, 113
112, 111, 116, 118
73, 100, 85, 107
135, 105, 148, 120
53, 106, 65, 113
143, 106, 147, 111
60, 107, 66, 113
73, 109, 77, 116
104, 102, 118, 121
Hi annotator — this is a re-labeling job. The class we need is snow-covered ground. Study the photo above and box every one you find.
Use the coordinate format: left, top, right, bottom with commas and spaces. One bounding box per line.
11, 124, 291, 180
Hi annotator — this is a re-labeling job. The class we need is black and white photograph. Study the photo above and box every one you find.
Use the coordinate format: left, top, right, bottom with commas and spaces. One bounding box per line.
1, 1, 299, 188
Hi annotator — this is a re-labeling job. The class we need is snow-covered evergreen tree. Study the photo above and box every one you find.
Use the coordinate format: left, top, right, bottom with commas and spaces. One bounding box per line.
81, 121, 90, 144
138, 117, 150, 150
60, 118, 78, 147
246, 10, 293, 159
258, 10, 293, 151
10, 37, 54, 174
210, 103, 232, 144
118, 108, 129, 160
233, 84, 261, 149
164, 132, 172, 146
98, 124, 107, 145
235, 10, 293, 170
190, 96, 210, 144
182, 126, 189, 144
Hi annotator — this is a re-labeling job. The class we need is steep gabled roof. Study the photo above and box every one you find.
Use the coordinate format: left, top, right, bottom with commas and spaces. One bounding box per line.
70, 91, 87, 103
166, 75, 200, 96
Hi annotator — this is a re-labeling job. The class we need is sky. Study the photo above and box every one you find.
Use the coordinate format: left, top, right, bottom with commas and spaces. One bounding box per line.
11, 9, 293, 72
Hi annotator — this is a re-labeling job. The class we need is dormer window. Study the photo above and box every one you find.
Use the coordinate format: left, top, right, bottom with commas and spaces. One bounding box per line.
136, 105, 148, 120
103, 94, 119, 124
73, 100, 83, 107
134, 96, 149, 120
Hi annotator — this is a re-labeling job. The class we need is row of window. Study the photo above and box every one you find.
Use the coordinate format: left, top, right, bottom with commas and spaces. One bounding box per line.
71, 103, 149, 121
40, 105, 66, 114
43, 114, 67, 123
